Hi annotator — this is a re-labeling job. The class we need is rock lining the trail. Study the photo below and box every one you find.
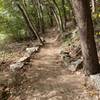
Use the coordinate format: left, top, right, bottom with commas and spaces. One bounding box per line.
10, 46, 40, 71
68, 58, 83, 72
87, 73, 100, 91
60, 50, 83, 72
10, 62, 24, 71
26, 46, 39, 55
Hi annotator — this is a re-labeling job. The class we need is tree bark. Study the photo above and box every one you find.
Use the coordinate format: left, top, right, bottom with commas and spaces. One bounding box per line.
17, 3, 44, 45
37, 0, 45, 33
48, 6, 54, 27
52, 0, 64, 32
31, 0, 41, 32
46, 0, 61, 31
62, 0, 67, 29
70, 0, 100, 75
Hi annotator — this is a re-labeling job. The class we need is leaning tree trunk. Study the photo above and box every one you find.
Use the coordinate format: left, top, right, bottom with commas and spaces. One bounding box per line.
51, 7, 60, 30
47, 0, 60, 31
52, 0, 64, 32
17, 3, 44, 45
71, 0, 100, 75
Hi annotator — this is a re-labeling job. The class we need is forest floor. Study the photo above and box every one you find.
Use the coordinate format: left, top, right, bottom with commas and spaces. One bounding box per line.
0, 28, 100, 100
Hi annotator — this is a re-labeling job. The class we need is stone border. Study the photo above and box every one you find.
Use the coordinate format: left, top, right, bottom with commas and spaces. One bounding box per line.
10, 46, 40, 72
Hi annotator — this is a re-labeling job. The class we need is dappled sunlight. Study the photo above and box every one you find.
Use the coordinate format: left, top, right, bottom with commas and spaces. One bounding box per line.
0, 0, 100, 99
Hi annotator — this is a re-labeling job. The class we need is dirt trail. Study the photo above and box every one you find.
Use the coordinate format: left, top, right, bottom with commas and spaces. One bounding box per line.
10, 32, 99, 100
1, 31, 98, 100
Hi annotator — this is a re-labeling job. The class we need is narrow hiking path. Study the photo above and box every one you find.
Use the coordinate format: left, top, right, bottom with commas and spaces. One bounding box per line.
7, 31, 99, 100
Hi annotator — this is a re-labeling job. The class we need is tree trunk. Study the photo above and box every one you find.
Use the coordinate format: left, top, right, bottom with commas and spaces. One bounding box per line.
52, 0, 64, 32
17, 3, 44, 45
51, 7, 60, 31
70, 0, 100, 75
37, 0, 45, 33
31, 0, 41, 32
48, 6, 54, 27
62, 0, 67, 29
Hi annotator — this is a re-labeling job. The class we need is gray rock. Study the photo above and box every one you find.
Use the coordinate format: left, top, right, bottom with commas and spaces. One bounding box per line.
10, 46, 40, 72
87, 74, 100, 90
18, 46, 39, 63
68, 59, 83, 72
26, 46, 39, 55
17, 53, 30, 63
10, 62, 24, 71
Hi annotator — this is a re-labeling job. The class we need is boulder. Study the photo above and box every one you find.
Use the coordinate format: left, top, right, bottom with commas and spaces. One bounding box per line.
17, 53, 30, 63
26, 46, 39, 55
87, 74, 100, 90
10, 62, 24, 71
68, 59, 83, 72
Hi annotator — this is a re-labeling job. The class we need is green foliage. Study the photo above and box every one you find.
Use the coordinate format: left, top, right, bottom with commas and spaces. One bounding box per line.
0, 0, 28, 42
0, 0, 99, 43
